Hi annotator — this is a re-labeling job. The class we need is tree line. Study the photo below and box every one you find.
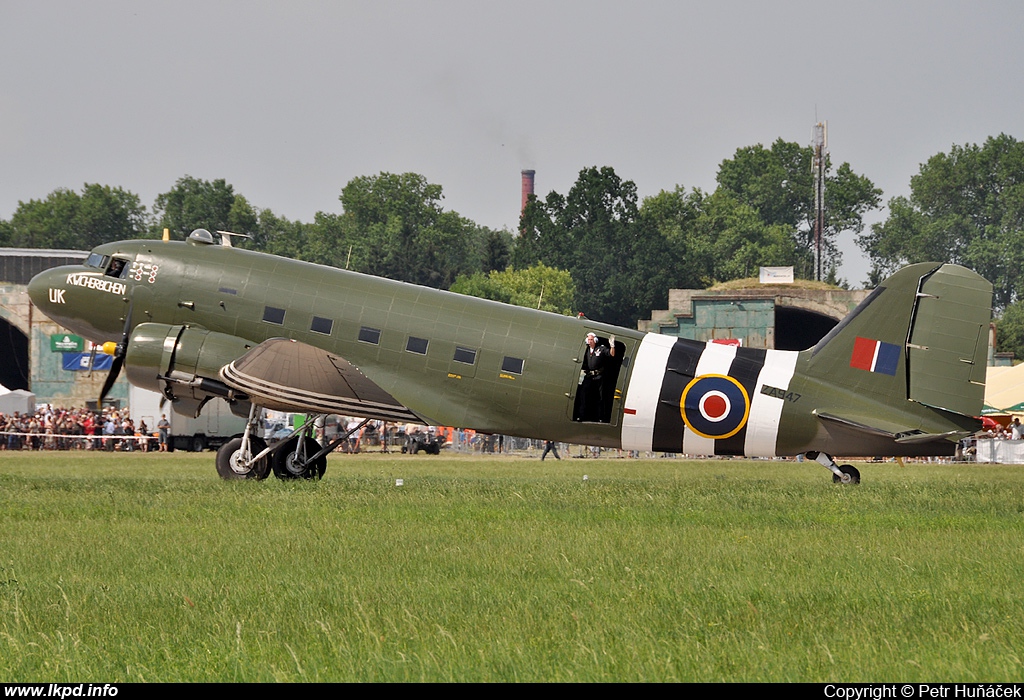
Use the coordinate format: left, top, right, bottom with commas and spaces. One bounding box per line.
4, 134, 1024, 354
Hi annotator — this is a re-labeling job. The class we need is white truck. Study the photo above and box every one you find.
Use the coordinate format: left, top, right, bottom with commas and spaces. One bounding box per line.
129, 385, 247, 452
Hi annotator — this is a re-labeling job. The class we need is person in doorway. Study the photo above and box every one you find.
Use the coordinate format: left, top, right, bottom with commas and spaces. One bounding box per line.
580, 332, 615, 422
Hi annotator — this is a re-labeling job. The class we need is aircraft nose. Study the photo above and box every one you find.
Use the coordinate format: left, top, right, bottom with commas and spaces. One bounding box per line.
27, 268, 56, 309
27, 267, 76, 329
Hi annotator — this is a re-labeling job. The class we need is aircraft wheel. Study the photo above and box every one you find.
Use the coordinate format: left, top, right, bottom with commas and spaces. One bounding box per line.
272, 436, 327, 480
832, 464, 861, 484
216, 436, 270, 480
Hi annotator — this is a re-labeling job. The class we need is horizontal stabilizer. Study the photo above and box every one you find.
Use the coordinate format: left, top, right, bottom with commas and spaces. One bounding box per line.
816, 411, 974, 444
221, 338, 424, 423
894, 430, 964, 444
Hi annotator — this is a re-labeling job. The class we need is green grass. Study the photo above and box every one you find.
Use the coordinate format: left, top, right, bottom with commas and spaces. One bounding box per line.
1, 451, 1022, 682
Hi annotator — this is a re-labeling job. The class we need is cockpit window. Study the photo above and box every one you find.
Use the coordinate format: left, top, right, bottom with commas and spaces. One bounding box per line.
85, 253, 108, 269
106, 257, 130, 278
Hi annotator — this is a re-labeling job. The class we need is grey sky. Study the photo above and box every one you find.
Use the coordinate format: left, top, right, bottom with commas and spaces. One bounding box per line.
3, 1, 1023, 285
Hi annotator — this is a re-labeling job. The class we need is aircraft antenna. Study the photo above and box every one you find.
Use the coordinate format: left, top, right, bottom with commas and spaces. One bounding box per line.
216, 230, 253, 248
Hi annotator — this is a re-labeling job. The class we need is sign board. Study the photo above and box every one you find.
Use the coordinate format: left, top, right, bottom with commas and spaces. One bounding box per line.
759, 266, 794, 284
50, 334, 85, 352
61, 352, 113, 372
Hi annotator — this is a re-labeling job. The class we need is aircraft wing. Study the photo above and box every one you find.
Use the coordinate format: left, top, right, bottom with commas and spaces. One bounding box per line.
220, 337, 425, 424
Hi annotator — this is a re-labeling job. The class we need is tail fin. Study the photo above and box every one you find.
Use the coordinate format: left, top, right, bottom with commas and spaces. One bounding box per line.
806, 262, 992, 417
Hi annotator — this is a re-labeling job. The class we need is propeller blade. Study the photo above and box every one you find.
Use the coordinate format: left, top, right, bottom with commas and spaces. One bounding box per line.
98, 293, 135, 405
98, 353, 124, 404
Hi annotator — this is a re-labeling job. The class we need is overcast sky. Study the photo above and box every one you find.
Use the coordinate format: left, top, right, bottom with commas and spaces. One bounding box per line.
3, 1, 1023, 285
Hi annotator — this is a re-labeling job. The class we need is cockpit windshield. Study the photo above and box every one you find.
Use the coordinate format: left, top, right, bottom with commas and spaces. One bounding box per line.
85, 252, 108, 270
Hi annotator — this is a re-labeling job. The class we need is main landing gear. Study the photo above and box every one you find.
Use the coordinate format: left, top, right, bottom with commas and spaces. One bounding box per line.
805, 451, 861, 484
215, 406, 370, 481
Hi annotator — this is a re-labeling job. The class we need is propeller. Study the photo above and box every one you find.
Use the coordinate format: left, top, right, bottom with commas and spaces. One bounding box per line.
98, 295, 134, 405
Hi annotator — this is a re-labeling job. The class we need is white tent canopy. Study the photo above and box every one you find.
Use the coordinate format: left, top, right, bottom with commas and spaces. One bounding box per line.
0, 389, 35, 415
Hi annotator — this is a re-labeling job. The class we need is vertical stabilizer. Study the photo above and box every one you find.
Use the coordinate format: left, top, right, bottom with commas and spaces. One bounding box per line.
805, 263, 992, 419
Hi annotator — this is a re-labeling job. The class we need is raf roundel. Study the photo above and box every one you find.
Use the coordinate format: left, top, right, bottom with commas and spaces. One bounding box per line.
680, 374, 751, 440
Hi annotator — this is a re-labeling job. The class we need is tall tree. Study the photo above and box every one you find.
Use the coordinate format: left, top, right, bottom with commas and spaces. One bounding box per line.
860, 134, 1024, 305
479, 227, 514, 274
451, 264, 576, 315
995, 300, 1024, 361
253, 208, 310, 260
152, 176, 255, 240
337, 172, 484, 289
691, 189, 805, 282
6, 184, 147, 249
639, 185, 714, 288
516, 167, 656, 326
717, 138, 881, 279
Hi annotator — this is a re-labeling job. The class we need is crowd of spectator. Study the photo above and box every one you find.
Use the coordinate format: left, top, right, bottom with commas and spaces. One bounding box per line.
0, 406, 155, 451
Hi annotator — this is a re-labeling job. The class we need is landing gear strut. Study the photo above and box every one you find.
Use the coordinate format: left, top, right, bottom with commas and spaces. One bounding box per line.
269, 416, 371, 481
272, 436, 326, 480
215, 404, 270, 480
213, 408, 371, 482
806, 451, 861, 484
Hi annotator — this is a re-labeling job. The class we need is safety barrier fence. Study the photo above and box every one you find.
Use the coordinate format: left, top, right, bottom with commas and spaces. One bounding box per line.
0, 431, 158, 450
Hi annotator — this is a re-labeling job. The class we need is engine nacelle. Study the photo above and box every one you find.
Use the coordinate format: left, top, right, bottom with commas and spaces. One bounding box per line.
124, 323, 254, 418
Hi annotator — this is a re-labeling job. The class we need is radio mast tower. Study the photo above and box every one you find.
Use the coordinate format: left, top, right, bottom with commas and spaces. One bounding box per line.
812, 121, 828, 281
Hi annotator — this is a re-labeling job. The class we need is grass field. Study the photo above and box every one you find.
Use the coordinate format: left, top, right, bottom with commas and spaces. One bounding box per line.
0, 450, 1022, 682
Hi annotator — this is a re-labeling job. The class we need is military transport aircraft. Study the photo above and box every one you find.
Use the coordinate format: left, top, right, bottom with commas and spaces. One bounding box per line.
27, 229, 993, 484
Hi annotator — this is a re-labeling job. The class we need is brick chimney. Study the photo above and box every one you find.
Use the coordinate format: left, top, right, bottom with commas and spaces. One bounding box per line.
520, 169, 536, 215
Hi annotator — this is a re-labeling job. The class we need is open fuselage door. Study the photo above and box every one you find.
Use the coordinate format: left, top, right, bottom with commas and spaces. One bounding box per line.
568, 333, 630, 425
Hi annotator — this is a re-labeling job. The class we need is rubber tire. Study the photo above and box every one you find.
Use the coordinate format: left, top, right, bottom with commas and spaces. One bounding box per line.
216, 436, 270, 480
832, 464, 861, 484
272, 436, 327, 480
192, 435, 207, 452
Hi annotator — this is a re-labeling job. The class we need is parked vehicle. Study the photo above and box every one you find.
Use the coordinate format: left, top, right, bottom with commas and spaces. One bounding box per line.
129, 386, 247, 452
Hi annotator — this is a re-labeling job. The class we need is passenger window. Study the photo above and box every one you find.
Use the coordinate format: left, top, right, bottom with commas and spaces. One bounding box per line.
262, 306, 286, 325
359, 327, 381, 344
453, 347, 477, 365
310, 316, 333, 335
502, 356, 524, 375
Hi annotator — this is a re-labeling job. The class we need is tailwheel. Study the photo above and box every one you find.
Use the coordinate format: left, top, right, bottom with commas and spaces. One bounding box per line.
832, 464, 861, 485
807, 451, 862, 484
216, 436, 270, 480
272, 436, 327, 480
